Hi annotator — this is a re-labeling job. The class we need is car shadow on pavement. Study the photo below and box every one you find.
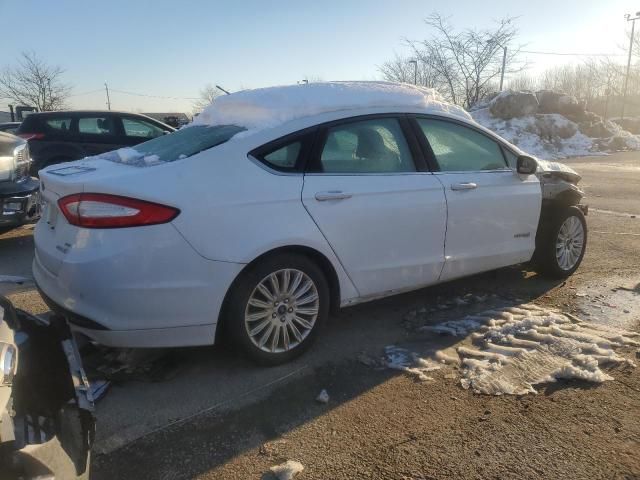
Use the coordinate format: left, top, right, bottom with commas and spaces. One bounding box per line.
90, 265, 568, 480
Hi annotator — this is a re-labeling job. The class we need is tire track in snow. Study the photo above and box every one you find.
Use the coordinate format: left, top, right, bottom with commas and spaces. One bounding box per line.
386, 304, 638, 395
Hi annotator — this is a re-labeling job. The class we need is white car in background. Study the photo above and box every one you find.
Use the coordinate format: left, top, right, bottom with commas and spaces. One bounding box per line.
33, 82, 587, 364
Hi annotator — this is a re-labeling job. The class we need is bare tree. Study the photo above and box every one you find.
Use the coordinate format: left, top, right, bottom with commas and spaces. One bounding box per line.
192, 84, 222, 114
384, 14, 524, 108
379, 53, 448, 91
507, 74, 538, 91
0, 52, 71, 111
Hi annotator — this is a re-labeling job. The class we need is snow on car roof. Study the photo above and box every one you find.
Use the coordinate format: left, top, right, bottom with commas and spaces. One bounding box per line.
191, 81, 471, 132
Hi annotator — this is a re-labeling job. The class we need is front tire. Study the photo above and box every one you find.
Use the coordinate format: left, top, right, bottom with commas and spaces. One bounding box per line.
534, 206, 587, 278
225, 253, 329, 365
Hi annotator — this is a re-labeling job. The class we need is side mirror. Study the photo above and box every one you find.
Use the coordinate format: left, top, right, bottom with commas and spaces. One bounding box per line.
516, 155, 537, 175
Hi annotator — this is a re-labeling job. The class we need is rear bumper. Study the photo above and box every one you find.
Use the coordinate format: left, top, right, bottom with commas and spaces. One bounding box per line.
32, 224, 244, 348
0, 178, 40, 228
38, 285, 218, 348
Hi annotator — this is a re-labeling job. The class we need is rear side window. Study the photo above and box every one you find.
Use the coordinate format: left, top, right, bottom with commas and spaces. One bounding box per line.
45, 117, 73, 133
417, 118, 508, 172
262, 142, 302, 169
78, 116, 117, 135
316, 118, 415, 173
123, 118, 166, 139
101, 124, 245, 167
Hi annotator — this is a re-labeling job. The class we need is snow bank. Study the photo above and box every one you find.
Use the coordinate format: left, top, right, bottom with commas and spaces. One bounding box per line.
191, 81, 471, 133
472, 108, 594, 159
389, 305, 638, 395
472, 90, 640, 160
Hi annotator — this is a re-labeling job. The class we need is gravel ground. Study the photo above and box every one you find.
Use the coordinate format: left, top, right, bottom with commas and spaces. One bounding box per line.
2, 152, 639, 480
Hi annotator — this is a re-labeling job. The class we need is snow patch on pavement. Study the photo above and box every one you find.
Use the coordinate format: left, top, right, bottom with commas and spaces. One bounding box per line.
269, 460, 304, 480
385, 346, 442, 382
388, 304, 638, 395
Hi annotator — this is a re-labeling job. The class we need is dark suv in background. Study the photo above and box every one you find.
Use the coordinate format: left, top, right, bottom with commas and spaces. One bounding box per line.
16, 111, 175, 174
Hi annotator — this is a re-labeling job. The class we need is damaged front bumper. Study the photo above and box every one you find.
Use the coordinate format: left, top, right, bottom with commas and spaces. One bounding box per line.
0, 296, 94, 479
0, 178, 40, 229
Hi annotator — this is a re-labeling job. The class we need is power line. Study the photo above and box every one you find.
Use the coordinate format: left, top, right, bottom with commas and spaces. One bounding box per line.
520, 49, 625, 57
109, 88, 198, 100
67, 88, 104, 97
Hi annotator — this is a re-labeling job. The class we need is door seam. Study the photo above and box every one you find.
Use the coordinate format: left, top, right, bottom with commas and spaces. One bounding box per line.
434, 174, 449, 282
300, 174, 362, 297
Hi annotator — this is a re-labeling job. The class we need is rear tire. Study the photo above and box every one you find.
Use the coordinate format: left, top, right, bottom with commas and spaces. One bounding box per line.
225, 253, 329, 366
533, 206, 587, 278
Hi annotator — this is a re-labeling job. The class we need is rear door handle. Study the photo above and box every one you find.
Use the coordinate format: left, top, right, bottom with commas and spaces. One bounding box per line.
450, 182, 478, 191
315, 191, 353, 201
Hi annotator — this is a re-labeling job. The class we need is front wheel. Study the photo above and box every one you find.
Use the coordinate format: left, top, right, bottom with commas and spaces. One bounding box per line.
225, 253, 329, 365
533, 206, 587, 278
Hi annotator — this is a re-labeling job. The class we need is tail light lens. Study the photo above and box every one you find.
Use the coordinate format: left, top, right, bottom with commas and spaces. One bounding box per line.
17, 133, 45, 140
58, 193, 180, 228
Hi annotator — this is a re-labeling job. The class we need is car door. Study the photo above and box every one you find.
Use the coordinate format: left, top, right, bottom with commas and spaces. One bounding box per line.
412, 116, 541, 282
77, 114, 123, 156
301, 116, 447, 298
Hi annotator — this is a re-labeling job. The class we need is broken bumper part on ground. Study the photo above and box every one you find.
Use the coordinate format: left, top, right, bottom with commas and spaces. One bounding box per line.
0, 297, 95, 479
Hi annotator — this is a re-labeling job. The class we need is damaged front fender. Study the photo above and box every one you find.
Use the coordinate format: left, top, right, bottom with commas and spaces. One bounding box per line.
536, 159, 585, 205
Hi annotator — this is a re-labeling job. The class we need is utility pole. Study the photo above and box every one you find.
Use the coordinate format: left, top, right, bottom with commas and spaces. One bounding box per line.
622, 12, 640, 120
408, 59, 418, 85
104, 82, 111, 110
499, 46, 507, 91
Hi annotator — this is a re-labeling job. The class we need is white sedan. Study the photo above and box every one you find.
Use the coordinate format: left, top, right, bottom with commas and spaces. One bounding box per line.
33, 82, 587, 364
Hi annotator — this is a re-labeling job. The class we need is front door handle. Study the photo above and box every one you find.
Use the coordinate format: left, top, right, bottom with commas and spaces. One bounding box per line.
450, 182, 478, 191
315, 191, 353, 201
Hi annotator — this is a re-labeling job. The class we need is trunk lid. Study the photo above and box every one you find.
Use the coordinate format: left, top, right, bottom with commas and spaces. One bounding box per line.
36, 158, 140, 276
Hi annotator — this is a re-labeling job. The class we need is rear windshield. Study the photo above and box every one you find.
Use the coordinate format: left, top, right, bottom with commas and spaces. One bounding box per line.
102, 124, 245, 167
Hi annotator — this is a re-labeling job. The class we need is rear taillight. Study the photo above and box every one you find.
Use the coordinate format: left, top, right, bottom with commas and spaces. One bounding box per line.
17, 133, 45, 140
58, 193, 180, 228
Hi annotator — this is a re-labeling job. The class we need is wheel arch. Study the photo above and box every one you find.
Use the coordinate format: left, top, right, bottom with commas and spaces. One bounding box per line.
215, 245, 342, 343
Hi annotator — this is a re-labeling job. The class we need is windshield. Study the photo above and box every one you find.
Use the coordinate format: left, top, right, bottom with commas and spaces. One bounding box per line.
103, 124, 245, 167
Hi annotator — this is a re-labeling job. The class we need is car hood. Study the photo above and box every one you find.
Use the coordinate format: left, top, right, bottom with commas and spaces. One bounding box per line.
535, 159, 581, 184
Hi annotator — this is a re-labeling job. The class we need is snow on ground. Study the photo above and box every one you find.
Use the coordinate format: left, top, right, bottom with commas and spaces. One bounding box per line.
472, 108, 595, 160
269, 460, 304, 480
386, 304, 638, 395
385, 346, 443, 382
191, 81, 471, 133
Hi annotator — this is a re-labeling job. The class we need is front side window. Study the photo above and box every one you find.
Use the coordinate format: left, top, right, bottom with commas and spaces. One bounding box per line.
123, 118, 166, 139
317, 118, 415, 173
78, 116, 117, 136
417, 118, 508, 172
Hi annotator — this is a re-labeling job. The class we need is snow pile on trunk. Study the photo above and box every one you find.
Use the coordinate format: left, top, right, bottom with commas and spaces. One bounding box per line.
389, 304, 638, 395
472, 90, 640, 159
192, 81, 470, 133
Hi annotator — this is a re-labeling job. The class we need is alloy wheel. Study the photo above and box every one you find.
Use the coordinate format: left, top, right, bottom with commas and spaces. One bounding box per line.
244, 269, 320, 353
555, 215, 585, 271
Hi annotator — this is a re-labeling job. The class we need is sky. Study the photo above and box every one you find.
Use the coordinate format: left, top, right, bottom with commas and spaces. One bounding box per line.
0, 0, 638, 114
